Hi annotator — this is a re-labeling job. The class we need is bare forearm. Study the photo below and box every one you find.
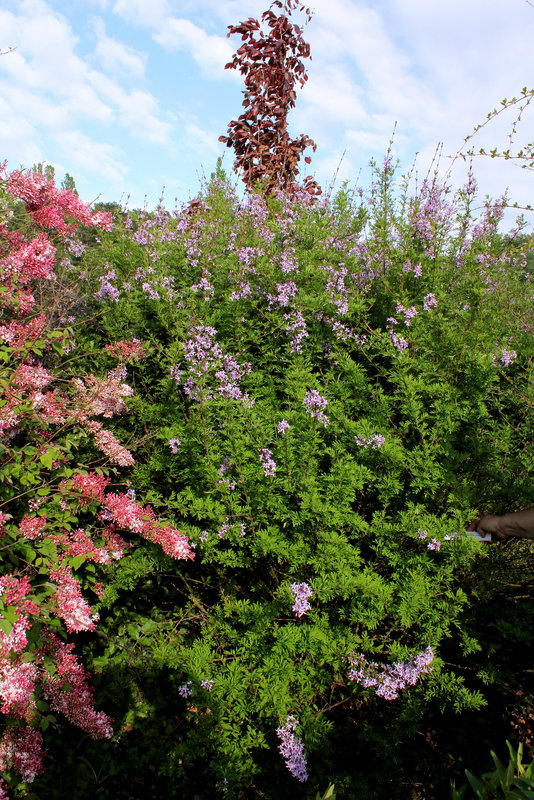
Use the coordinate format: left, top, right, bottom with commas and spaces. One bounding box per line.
495, 507, 534, 539
478, 507, 534, 540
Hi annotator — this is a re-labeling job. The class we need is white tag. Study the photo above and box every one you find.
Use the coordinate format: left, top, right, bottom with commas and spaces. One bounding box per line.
443, 531, 492, 542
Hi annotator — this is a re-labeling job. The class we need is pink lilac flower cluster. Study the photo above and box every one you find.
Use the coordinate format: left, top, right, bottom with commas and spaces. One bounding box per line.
12, 363, 53, 390
2, 166, 112, 234
200, 679, 213, 691
0, 163, 203, 788
303, 389, 329, 427
49, 565, 100, 633
18, 514, 47, 540
42, 633, 113, 739
0, 659, 39, 719
178, 682, 193, 698
101, 492, 194, 561
104, 338, 147, 362
354, 434, 385, 449
0, 315, 47, 351
0, 726, 44, 784
260, 448, 277, 476
290, 582, 313, 618
1, 232, 56, 285
68, 472, 110, 504
84, 420, 135, 467
348, 646, 434, 700
49, 527, 124, 565
276, 715, 308, 782
72, 366, 133, 419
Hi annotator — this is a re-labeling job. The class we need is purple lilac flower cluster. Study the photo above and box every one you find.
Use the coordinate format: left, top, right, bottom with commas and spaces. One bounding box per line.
331, 320, 366, 344
423, 293, 438, 312
230, 281, 252, 301
285, 311, 308, 354
409, 179, 455, 257
402, 260, 422, 277
396, 301, 418, 326
279, 247, 299, 273
417, 529, 442, 551
66, 238, 86, 257
354, 434, 385, 449
178, 682, 193, 698
389, 329, 409, 353
276, 715, 308, 782
217, 456, 236, 491
191, 274, 215, 298
181, 325, 252, 405
323, 265, 350, 315
94, 269, 120, 302
274, 280, 298, 307
259, 448, 276, 477
303, 389, 329, 427
168, 438, 181, 454
492, 348, 517, 367
290, 582, 312, 618
348, 646, 434, 700
217, 518, 230, 540
278, 419, 290, 435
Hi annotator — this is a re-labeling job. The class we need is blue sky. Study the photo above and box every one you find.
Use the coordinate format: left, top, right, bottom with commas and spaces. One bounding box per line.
1, 0, 534, 223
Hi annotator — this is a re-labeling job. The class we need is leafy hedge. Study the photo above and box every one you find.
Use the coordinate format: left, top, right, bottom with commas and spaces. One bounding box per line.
2, 158, 534, 799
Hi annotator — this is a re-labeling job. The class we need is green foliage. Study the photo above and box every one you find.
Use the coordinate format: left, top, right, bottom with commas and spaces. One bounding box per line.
451, 741, 534, 799
8, 157, 534, 799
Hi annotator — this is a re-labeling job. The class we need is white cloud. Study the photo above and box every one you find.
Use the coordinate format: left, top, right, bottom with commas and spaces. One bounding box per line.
116, 90, 173, 143
0, 0, 173, 160
112, 0, 171, 29
185, 123, 221, 157
55, 130, 128, 187
92, 17, 147, 77
153, 17, 234, 78
299, 65, 368, 129
0, 95, 43, 167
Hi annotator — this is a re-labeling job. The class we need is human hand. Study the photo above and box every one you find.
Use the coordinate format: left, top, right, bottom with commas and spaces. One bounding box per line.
468, 515, 507, 542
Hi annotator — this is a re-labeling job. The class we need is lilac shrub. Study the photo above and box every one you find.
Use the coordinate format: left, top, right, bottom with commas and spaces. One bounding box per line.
33, 157, 534, 798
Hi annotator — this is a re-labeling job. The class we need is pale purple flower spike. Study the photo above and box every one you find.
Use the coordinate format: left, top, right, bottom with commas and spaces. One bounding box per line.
290, 582, 312, 618
276, 715, 308, 782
